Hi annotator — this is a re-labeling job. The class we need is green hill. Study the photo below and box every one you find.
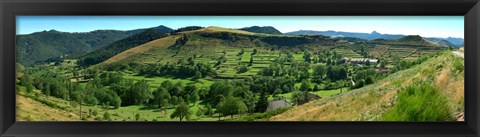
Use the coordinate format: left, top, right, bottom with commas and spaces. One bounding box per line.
16, 26, 173, 66
100, 26, 332, 66
173, 26, 204, 33
270, 51, 464, 121
426, 38, 456, 47
96, 26, 448, 79
16, 30, 128, 65
373, 35, 445, 47
398, 35, 424, 41
98, 26, 333, 68
78, 28, 172, 66
239, 26, 283, 35
91, 27, 446, 70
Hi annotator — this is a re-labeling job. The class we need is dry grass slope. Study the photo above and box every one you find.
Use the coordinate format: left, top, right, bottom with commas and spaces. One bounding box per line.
101, 35, 181, 65
100, 26, 301, 66
16, 95, 80, 121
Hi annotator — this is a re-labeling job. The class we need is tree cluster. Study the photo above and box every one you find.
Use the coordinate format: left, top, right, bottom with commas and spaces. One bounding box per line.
139, 59, 215, 79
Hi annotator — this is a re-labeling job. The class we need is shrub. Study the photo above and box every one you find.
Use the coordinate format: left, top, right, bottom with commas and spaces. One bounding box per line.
92, 110, 98, 116
103, 111, 112, 121
26, 84, 34, 94
230, 107, 291, 121
135, 113, 141, 121
452, 56, 464, 74
236, 65, 249, 74
382, 82, 453, 121
313, 85, 319, 91
421, 66, 435, 75
196, 108, 204, 117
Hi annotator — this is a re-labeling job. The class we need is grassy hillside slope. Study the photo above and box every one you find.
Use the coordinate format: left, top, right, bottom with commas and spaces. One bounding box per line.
270, 51, 463, 121
16, 87, 217, 121
103, 35, 181, 65
97, 26, 446, 80
78, 27, 173, 66
16, 94, 81, 121
100, 26, 327, 65
96, 26, 336, 78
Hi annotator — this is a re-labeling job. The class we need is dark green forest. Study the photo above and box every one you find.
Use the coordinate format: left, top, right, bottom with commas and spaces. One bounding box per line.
16, 26, 173, 66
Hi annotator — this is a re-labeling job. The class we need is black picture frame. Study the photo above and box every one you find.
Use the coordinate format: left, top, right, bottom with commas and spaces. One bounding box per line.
1, 0, 479, 137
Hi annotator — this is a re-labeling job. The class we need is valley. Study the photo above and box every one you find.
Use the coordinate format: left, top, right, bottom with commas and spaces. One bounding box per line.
16, 25, 463, 121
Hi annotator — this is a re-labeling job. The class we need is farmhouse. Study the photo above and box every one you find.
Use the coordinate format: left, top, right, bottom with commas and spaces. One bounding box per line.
267, 99, 292, 111
344, 57, 378, 66
375, 68, 392, 73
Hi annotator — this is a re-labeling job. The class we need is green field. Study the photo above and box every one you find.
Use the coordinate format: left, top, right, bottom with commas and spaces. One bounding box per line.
123, 74, 214, 89
335, 49, 363, 58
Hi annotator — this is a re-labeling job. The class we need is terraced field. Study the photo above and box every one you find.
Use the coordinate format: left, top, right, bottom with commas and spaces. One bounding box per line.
363, 45, 443, 62
335, 49, 363, 58
209, 47, 304, 79
388, 47, 416, 58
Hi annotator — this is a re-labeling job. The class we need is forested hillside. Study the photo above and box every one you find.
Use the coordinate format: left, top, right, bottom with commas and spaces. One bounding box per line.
78, 28, 172, 66
239, 26, 283, 35
16, 26, 173, 66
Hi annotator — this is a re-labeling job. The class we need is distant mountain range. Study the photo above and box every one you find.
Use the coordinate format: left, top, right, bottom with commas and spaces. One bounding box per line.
286, 30, 464, 47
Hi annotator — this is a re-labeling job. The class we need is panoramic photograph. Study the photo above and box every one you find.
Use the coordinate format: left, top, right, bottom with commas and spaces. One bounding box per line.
15, 16, 464, 121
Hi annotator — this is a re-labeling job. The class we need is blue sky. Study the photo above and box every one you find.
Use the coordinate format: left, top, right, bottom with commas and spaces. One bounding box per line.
17, 16, 464, 38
